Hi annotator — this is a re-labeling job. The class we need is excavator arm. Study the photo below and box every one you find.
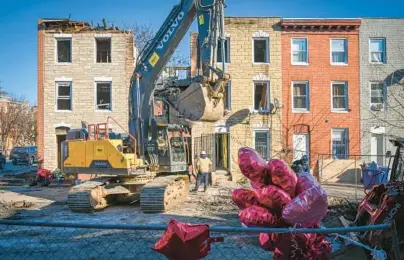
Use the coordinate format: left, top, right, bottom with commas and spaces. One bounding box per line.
130, 0, 229, 159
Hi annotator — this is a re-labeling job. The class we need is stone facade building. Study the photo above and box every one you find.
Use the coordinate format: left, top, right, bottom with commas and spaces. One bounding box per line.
37, 19, 135, 170
189, 17, 283, 181
280, 19, 362, 176
359, 18, 404, 166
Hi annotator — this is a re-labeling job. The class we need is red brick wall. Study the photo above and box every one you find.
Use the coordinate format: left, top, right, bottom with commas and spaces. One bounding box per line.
37, 20, 45, 168
281, 29, 361, 173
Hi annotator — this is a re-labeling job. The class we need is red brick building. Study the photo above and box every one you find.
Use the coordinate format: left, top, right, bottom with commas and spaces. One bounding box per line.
280, 19, 362, 175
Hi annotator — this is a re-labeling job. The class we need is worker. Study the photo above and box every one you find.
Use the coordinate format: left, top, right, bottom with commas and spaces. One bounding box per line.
193, 151, 212, 192
292, 155, 310, 175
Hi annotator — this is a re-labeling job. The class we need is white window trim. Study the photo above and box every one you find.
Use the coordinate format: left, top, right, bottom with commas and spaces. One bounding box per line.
369, 81, 386, 111
330, 81, 349, 113
252, 37, 270, 64
253, 129, 271, 159
330, 38, 348, 66
252, 80, 271, 112
55, 81, 72, 112
369, 38, 386, 64
94, 81, 113, 112
94, 36, 112, 64
216, 37, 231, 64
55, 37, 72, 65
291, 81, 310, 113
291, 37, 309, 65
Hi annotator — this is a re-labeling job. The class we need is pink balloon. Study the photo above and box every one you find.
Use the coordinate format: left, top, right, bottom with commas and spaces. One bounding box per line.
267, 159, 297, 198
238, 147, 267, 183
255, 185, 291, 214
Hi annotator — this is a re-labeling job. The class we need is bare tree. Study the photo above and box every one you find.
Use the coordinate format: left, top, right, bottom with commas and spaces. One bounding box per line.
0, 90, 36, 154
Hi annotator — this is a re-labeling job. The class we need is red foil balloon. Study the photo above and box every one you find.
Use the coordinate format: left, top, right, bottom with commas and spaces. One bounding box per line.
231, 188, 258, 210
238, 147, 267, 183
267, 159, 297, 198
239, 205, 278, 227
255, 185, 291, 214
296, 172, 320, 195
259, 233, 278, 252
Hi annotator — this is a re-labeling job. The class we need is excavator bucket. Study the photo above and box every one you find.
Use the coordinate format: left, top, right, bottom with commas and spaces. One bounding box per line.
174, 82, 224, 122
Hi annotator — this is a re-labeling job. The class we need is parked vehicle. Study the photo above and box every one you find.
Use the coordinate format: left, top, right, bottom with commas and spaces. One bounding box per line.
0, 151, 6, 170
10, 146, 37, 166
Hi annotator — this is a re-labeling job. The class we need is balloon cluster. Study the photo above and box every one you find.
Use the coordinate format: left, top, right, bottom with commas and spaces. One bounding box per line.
233, 147, 331, 259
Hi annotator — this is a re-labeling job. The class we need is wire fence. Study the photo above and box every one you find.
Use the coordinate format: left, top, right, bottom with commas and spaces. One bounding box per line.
318, 154, 394, 201
0, 220, 397, 260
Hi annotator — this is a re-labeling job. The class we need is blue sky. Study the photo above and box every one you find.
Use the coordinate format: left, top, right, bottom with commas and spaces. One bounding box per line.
1, 0, 403, 104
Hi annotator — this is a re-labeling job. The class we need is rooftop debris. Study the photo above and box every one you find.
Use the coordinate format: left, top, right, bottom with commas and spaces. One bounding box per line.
40, 17, 130, 33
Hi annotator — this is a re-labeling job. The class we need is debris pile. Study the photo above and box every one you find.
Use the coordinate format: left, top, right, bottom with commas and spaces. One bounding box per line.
233, 147, 331, 259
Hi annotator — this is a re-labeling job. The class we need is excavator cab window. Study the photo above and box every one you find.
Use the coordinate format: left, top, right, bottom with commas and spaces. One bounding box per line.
168, 129, 186, 163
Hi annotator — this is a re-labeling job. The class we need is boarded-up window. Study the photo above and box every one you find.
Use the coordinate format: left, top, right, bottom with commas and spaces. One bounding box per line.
96, 82, 111, 110
96, 38, 111, 63
57, 39, 71, 63
56, 82, 72, 111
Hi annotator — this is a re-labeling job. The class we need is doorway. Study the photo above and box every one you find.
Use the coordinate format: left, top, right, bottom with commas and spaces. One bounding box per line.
215, 133, 230, 170
371, 134, 384, 166
293, 134, 309, 161
57, 134, 67, 169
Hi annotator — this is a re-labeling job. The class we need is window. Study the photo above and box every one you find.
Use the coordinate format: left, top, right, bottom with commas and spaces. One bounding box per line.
96, 82, 112, 110
254, 130, 270, 160
369, 38, 386, 63
253, 38, 269, 63
225, 80, 231, 110
332, 128, 349, 159
292, 81, 309, 112
253, 81, 270, 111
56, 82, 72, 111
217, 38, 230, 63
330, 39, 347, 64
292, 38, 308, 64
96, 38, 111, 63
370, 82, 385, 110
56, 39, 71, 63
331, 81, 348, 111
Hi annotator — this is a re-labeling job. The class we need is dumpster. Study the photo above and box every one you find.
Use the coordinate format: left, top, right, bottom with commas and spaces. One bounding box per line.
361, 162, 389, 189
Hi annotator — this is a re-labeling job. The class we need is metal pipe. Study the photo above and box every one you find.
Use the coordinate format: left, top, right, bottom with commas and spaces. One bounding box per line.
0, 220, 391, 234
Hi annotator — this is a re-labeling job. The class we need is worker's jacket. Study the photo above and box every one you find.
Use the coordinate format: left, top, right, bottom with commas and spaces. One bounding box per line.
196, 157, 212, 173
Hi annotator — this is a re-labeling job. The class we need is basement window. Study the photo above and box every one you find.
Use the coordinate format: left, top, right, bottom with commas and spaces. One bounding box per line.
56, 82, 72, 111
96, 38, 111, 63
217, 38, 230, 63
96, 82, 112, 111
253, 38, 269, 63
254, 81, 270, 111
56, 39, 71, 63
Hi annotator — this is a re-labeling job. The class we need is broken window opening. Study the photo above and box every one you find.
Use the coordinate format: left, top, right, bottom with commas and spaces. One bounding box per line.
254, 82, 270, 111
253, 38, 269, 63
57, 39, 71, 63
96, 38, 111, 63
96, 82, 112, 110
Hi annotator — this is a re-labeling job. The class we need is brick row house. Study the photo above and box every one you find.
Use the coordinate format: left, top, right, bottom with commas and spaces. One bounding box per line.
37, 19, 134, 170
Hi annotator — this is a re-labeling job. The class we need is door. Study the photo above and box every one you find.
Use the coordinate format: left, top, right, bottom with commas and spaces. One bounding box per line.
57, 135, 67, 169
215, 133, 229, 169
293, 134, 308, 161
371, 134, 384, 166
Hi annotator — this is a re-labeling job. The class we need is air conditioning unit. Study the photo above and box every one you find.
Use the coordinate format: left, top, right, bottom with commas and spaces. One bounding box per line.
370, 103, 384, 111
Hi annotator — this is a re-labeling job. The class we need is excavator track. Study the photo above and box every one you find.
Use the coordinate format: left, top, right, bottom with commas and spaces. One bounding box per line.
140, 175, 189, 213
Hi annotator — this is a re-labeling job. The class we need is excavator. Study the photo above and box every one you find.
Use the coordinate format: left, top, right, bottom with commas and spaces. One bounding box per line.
60, 0, 230, 213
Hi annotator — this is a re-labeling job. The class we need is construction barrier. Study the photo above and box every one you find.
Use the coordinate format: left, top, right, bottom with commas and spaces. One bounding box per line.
0, 219, 396, 260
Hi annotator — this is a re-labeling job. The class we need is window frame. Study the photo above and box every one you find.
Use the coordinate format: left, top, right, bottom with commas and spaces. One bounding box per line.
94, 81, 112, 112
291, 37, 309, 65
291, 81, 310, 113
330, 38, 348, 65
253, 129, 271, 160
55, 81, 72, 112
331, 128, 349, 159
55, 38, 72, 64
369, 38, 386, 64
252, 37, 270, 64
225, 80, 232, 110
217, 37, 230, 64
330, 81, 349, 112
95, 36, 112, 63
369, 81, 386, 111
253, 80, 271, 112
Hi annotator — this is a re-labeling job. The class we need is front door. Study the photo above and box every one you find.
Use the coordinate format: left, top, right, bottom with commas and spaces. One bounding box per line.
293, 134, 308, 161
371, 134, 384, 166
57, 135, 67, 169
215, 133, 229, 170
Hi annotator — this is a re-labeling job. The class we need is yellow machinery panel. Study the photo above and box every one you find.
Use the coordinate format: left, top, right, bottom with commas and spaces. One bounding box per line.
63, 141, 86, 167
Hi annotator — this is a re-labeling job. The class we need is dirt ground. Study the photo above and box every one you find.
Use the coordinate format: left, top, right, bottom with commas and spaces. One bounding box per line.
0, 180, 368, 259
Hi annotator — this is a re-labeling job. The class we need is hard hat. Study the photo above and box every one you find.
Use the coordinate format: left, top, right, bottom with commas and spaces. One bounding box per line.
201, 151, 206, 155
